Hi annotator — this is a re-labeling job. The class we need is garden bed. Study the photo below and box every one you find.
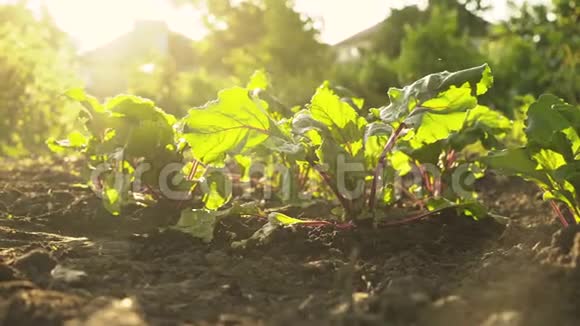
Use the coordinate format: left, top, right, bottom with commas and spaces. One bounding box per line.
1, 158, 579, 325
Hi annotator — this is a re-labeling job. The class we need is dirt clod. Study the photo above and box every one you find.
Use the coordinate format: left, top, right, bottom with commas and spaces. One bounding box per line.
0, 263, 19, 282
2, 289, 85, 326
9, 249, 57, 285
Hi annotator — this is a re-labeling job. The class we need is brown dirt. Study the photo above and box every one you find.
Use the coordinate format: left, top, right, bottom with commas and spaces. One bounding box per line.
1, 158, 579, 325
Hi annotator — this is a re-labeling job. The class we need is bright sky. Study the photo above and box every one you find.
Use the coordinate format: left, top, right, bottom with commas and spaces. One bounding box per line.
41, 0, 207, 51
7, 0, 542, 52
293, 0, 428, 43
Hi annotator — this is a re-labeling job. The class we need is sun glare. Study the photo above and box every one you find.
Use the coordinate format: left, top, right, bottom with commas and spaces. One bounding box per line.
40, 0, 411, 51
44, 0, 206, 52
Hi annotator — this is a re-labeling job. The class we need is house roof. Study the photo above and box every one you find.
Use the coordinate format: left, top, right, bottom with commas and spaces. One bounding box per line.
333, 22, 384, 47
333, 3, 490, 48
81, 20, 195, 66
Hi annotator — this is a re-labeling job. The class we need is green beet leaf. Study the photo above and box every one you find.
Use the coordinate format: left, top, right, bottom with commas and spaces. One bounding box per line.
426, 198, 488, 220
173, 209, 221, 243
269, 212, 312, 226
449, 105, 512, 150
175, 202, 263, 243
53, 89, 185, 217
380, 64, 492, 125
308, 83, 367, 152
102, 171, 131, 216
104, 95, 176, 158
46, 131, 89, 153
484, 148, 550, 184
310, 83, 360, 131
526, 94, 580, 156
202, 171, 232, 210
181, 87, 290, 165
485, 95, 580, 222
247, 69, 270, 91
364, 122, 393, 143
407, 111, 467, 148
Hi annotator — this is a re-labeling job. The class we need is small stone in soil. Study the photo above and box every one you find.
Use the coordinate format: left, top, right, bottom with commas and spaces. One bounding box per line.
220, 282, 243, 298
302, 260, 339, 273
50, 265, 88, 286
9, 249, 57, 284
0, 263, 20, 282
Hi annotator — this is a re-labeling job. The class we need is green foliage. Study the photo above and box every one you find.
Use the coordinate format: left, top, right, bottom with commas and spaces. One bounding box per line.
176, 64, 507, 232
49, 88, 182, 216
332, 53, 399, 110
485, 95, 580, 221
380, 64, 493, 124
292, 83, 369, 218
331, 2, 489, 109
174, 202, 262, 242
181, 86, 296, 165
487, 0, 579, 112
128, 57, 240, 115
177, 0, 331, 106
331, 0, 575, 118
370, 6, 426, 58
378, 64, 505, 219
289, 64, 503, 221
396, 6, 486, 84
174, 209, 221, 243
0, 4, 79, 155
51, 73, 296, 224
52, 65, 515, 242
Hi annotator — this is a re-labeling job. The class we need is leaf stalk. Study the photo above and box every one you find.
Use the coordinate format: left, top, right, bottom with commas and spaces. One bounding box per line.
369, 123, 407, 211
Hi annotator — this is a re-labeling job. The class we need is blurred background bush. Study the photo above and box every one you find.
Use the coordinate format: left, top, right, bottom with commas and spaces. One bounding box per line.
0, 4, 79, 155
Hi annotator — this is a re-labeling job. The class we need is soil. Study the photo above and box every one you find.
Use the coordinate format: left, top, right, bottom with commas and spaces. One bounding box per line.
1, 157, 580, 326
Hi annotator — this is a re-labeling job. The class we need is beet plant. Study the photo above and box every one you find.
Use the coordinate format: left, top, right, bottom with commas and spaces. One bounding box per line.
175, 75, 307, 241
486, 95, 580, 227
49, 65, 516, 242
47, 89, 183, 215
375, 64, 512, 221
292, 64, 509, 223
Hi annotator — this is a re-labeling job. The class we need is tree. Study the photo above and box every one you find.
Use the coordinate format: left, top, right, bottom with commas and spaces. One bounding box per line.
370, 6, 426, 58
0, 3, 79, 155
333, 1, 488, 108
488, 0, 579, 108
172, 0, 332, 106
396, 5, 486, 84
